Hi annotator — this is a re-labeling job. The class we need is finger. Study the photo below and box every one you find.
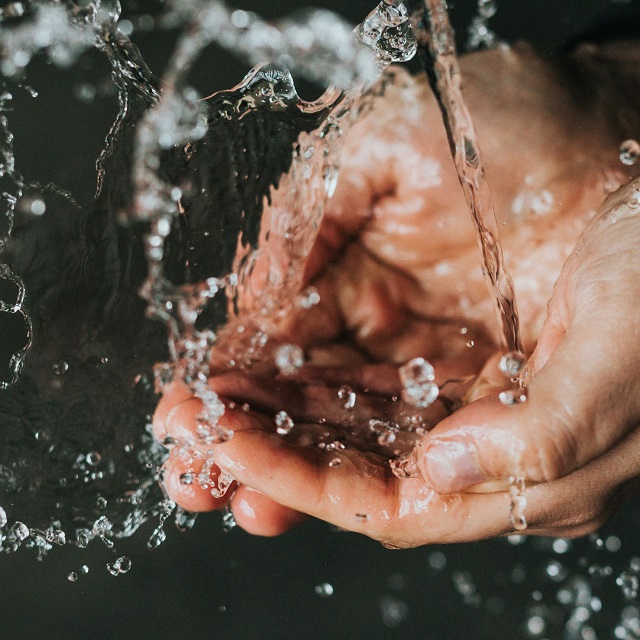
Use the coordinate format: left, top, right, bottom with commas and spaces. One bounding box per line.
153, 381, 194, 441
159, 389, 306, 534
163, 454, 234, 513
205, 425, 535, 544
230, 486, 307, 537
417, 319, 640, 493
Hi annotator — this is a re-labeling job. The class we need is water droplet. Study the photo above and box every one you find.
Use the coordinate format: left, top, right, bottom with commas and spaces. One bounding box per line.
30, 199, 45, 215
618, 571, 640, 600
402, 382, 439, 408
499, 351, 526, 380
222, 510, 237, 533
0, 506, 7, 528
465, 340, 475, 348
52, 360, 68, 375
81, 565, 89, 575
315, 582, 334, 597
275, 410, 294, 436
274, 344, 305, 375
509, 477, 527, 531
338, 385, 356, 410
68, 571, 78, 582
399, 358, 439, 408
180, 472, 195, 485
389, 452, 420, 478
147, 525, 166, 550
620, 139, 640, 166
86, 451, 101, 466
298, 286, 320, 309
399, 357, 435, 386
499, 389, 528, 406
96, 496, 107, 510
328, 457, 342, 468
9, 521, 29, 541
428, 551, 447, 570
478, 0, 498, 19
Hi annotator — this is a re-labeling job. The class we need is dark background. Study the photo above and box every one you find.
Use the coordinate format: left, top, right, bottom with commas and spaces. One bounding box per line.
2, 1, 640, 639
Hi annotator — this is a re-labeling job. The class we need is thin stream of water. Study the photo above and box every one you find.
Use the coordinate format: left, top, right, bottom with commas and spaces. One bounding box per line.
409, 0, 523, 354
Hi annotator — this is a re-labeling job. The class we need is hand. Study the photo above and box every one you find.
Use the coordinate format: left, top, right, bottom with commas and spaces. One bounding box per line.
153, 45, 638, 545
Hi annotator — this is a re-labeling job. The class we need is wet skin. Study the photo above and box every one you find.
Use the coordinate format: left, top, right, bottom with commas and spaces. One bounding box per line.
153, 44, 640, 546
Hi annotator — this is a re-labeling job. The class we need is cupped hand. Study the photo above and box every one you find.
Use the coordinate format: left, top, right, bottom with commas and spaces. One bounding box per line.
153, 45, 639, 544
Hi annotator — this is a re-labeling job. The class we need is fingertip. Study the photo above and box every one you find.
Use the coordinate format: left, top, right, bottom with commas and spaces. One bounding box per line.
153, 381, 195, 440
230, 486, 307, 537
417, 395, 527, 493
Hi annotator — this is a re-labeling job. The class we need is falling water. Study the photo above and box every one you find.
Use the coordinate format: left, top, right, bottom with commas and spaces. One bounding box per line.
408, 0, 523, 354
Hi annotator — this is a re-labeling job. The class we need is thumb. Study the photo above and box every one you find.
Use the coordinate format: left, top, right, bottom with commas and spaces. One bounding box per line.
417, 316, 639, 494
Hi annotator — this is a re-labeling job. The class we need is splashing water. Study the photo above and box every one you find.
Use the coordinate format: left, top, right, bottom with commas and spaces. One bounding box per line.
0, 0, 421, 558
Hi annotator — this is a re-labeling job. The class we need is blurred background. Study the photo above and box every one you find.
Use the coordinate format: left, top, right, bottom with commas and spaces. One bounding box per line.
2, 0, 640, 638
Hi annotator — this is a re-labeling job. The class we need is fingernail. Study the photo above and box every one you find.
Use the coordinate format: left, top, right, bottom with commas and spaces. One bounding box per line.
421, 440, 487, 493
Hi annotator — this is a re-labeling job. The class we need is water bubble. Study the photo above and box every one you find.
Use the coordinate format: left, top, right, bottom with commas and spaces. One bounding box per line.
618, 572, 640, 600
0, 506, 7, 528
315, 582, 334, 597
275, 411, 294, 436
552, 538, 572, 554
175, 508, 198, 532
499, 389, 528, 406
52, 360, 69, 376
606, 535, 622, 553
357, 1, 416, 65
9, 521, 29, 541
81, 565, 89, 575
389, 452, 420, 479
478, 0, 498, 19
147, 525, 166, 550
86, 451, 101, 466
399, 358, 439, 408
76, 529, 91, 549
379, 595, 409, 628
96, 496, 107, 510
399, 357, 435, 385
180, 472, 195, 485
402, 382, 439, 408
499, 351, 525, 380
620, 140, 640, 166
274, 344, 304, 375
328, 457, 342, 468
29, 199, 45, 215
68, 571, 78, 582
222, 510, 237, 533
298, 286, 320, 309
526, 615, 546, 636
377, 428, 397, 447
338, 385, 356, 410
545, 560, 568, 582
428, 551, 447, 571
